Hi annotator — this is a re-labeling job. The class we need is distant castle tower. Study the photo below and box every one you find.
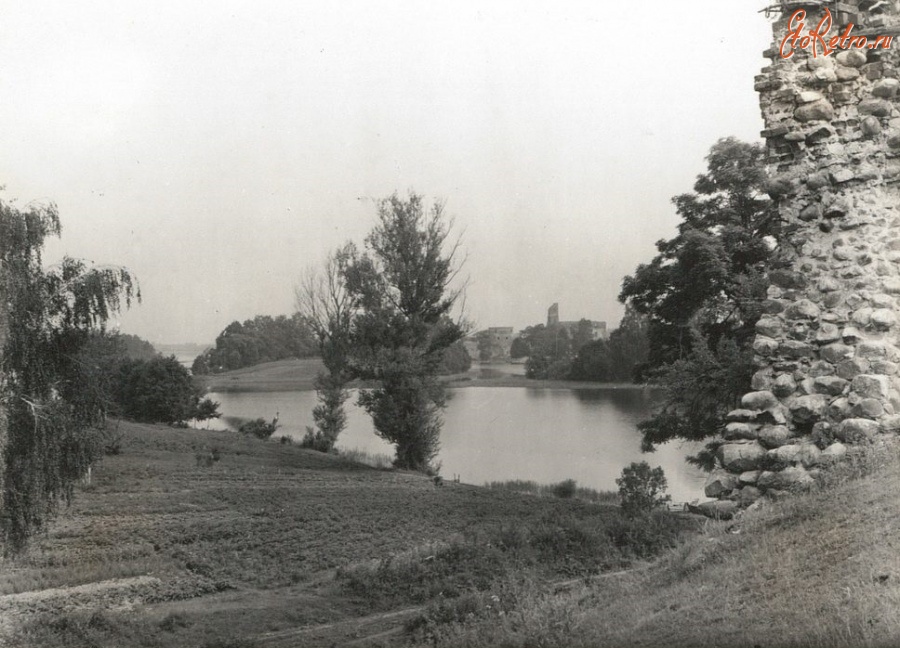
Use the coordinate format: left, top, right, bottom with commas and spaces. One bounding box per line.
547, 302, 559, 327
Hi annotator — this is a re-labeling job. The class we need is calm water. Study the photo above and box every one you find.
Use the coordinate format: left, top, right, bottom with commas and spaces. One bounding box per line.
207, 386, 706, 501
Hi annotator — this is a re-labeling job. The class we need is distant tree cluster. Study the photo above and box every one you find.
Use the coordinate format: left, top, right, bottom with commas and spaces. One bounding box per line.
116, 333, 159, 361
517, 311, 649, 383
191, 314, 316, 374
568, 309, 650, 382
438, 340, 472, 375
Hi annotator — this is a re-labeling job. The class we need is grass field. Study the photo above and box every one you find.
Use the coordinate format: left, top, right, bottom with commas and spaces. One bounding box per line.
0, 419, 691, 647
4, 420, 897, 647
194, 358, 326, 392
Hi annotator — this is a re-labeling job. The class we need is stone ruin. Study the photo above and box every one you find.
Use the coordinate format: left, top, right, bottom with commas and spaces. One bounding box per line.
703, 0, 900, 514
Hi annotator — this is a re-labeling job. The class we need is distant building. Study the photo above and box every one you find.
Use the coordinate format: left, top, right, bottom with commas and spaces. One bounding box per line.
547, 303, 608, 341
464, 326, 514, 362
487, 327, 514, 359
547, 302, 560, 327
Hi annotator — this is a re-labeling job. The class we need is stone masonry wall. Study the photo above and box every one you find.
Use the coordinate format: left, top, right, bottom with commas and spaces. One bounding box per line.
704, 2, 900, 513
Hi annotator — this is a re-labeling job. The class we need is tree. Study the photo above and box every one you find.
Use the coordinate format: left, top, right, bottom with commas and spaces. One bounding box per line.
571, 319, 595, 353
438, 339, 472, 375
1, 197, 138, 548
195, 397, 221, 428
619, 138, 777, 460
116, 333, 159, 361
345, 192, 466, 472
616, 462, 670, 516
564, 309, 650, 383
115, 356, 200, 425
475, 330, 493, 362
522, 325, 571, 379
606, 307, 650, 382
295, 245, 355, 452
509, 336, 529, 360
568, 338, 612, 381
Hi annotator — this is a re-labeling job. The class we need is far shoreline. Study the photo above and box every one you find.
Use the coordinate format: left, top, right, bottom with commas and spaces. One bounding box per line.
195, 358, 652, 394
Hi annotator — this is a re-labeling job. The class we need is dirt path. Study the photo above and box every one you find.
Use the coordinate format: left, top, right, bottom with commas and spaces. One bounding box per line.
257, 606, 422, 647
253, 565, 651, 647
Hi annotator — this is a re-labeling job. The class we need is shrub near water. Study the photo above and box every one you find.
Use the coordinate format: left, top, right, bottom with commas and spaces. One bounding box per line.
616, 462, 670, 516
237, 418, 278, 440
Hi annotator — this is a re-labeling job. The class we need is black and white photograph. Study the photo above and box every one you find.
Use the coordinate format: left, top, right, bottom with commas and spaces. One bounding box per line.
1, 1, 899, 646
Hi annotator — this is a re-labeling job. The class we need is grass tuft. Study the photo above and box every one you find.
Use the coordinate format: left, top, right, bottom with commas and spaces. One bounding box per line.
335, 447, 394, 470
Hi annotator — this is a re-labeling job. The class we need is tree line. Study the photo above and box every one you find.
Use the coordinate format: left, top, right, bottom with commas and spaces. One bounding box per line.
193, 312, 471, 380
514, 309, 650, 382
191, 314, 317, 374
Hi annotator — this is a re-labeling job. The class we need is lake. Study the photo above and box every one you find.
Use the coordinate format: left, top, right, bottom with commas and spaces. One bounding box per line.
206, 386, 707, 502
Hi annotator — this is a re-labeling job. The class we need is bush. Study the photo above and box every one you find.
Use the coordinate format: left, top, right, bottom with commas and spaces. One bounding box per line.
115, 356, 201, 425
103, 431, 124, 456
299, 426, 333, 452
616, 462, 670, 516
238, 418, 278, 440
551, 479, 577, 499
195, 449, 217, 467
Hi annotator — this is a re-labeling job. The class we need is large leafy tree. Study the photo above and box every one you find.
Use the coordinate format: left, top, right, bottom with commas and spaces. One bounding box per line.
0, 198, 138, 548
521, 324, 572, 379
619, 138, 778, 459
345, 192, 466, 472
115, 356, 202, 425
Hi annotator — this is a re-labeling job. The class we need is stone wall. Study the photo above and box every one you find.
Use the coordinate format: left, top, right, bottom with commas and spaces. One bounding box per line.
705, 2, 900, 511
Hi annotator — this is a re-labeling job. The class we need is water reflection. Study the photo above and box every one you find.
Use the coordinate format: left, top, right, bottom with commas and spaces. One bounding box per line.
208, 386, 705, 501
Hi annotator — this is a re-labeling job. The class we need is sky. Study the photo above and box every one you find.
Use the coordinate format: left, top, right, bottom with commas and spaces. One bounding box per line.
0, 1, 775, 345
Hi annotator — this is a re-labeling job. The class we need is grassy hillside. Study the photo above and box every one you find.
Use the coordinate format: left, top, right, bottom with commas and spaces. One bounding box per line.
0, 420, 690, 647
405, 442, 900, 648
194, 358, 326, 392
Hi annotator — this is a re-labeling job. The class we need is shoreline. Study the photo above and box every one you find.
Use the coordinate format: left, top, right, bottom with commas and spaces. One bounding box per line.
197, 368, 649, 394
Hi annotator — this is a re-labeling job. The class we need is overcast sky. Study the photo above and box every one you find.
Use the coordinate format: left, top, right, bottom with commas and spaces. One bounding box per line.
0, 2, 774, 344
